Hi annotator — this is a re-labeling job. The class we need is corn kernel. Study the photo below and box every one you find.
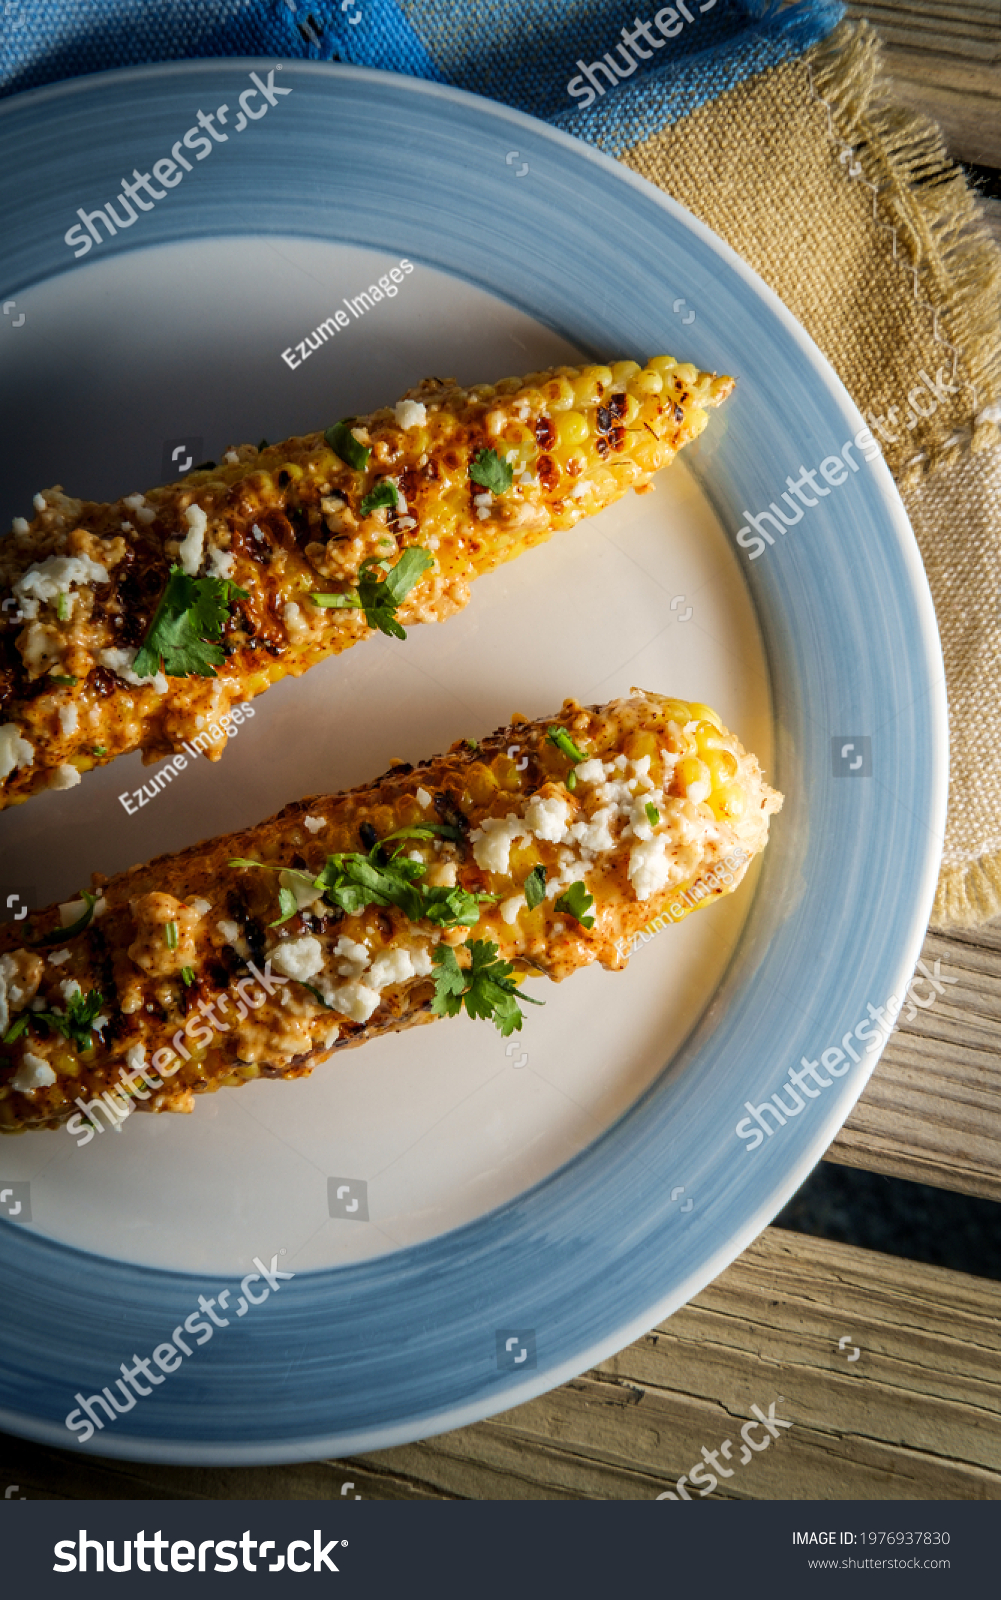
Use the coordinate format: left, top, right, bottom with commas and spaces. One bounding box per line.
555, 410, 590, 450
687, 702, 722, 729
542, 375, 576, 411
649, 355, 678, 377
675, 755, 711, 803
662, 698, 691, 725
611, 360, 642, 384
624, 730, 659, 762
694, 721, 728, 756
463, 763, 498, 806
709, 781, 746, 822
491, 753, 524, 791
630, 370, 663, 396
671, 362, 699, 389
572, 366, 613, 406
705, 748, 738, 788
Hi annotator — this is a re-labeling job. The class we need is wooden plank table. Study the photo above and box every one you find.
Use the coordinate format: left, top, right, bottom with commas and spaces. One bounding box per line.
2, 1, 999, 1502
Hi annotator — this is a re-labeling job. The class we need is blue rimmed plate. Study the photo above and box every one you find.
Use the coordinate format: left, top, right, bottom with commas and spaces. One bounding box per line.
0, 59, 945, 1462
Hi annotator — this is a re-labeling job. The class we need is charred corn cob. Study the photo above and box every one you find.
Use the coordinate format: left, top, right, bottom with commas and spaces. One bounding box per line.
0, 690, 780, 1136
0, 357, 733, 808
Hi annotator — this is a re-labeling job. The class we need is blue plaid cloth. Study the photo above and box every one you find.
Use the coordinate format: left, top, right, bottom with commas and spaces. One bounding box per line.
1, 0, 842, 153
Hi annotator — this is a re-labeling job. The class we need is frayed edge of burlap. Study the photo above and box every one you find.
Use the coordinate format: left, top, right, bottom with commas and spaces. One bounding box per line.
805, 18, 1001, 486
933, 851, 1001, 931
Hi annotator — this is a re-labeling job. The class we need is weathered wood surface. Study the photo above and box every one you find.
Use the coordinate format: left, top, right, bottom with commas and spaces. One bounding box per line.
827, 926, 1001, 1200
4, 1229, 999, 1500
847, 1, 1001, 166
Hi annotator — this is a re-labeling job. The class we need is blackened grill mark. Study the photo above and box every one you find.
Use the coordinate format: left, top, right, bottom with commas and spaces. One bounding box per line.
595, 436, 609, 459
535, 416, 556, 450
596, 405, 613, 434
673, 404, 685, 424
537, 456, 558, 490
359, 821, 378, 851
88, 666, 119, 698
608, 393, 627, 418
434, 788, 469, 833
609, 427, 626, 451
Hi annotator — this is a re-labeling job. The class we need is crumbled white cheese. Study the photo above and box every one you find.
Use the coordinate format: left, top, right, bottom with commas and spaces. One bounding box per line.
569, 806, 618, 854
476, 505, 490, 520
178, 503, 207, 575
50, 764, 81, 790
524, 793, 569, 842
368, 947, 414, 991
32, 493, 46, 512
574, 758, 605, 786
631, 755, 652, 781
216, 919, 241, 944
627, 795, 660, 842
58, 703, 78, 737
628, 835, 677, 900
207, 545, 235, 580
98, 646, 168, 696
283, 601, 302, 628
409, 945, 434, 977
398, 516, 417, 531
415, 787, 432, 810
224, 450, 240, 464
91, 1013, 110, 1035
12, 1052, 56, 1092
500, 894, 524, 925
470, 814, 529, 875
59, 978, 82, 1004
271, 936, 324, 981
395, 399, 427, 430
120, 520, 134, 532
572, 480, 594, 498
13, 553, 110, 619
187, 897, 212, 918
125, 1042, 146, 1074
303, 815, 325, 834
473, 493, 492, 508
11, 516, 29, 535
123, 494, 145, 510
0, 723, 35, 780
333, 936, 369, 977
47, 948, 72, 967
324, 979, 380, 1023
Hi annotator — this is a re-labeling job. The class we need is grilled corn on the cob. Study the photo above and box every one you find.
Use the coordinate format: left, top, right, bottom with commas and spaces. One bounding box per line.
0, 358, 733, 808
0, 690, 780, 1136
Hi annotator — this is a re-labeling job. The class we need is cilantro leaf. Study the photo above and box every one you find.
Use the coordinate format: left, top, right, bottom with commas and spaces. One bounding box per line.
309, 547, 433, 641
133, 566, 249, 680
7, 987, 105, 1051
314, 847, 426, 921
430, 940, 542, 1037
524, 865, 547, 910
546, 725, 590, 764
232, 823, 475, 928
270, 885, 299, 927
421, 885, 495, 928
2, 1014, 29, 1045
645, 801, 660, 827
360, 481, 400, 518
554, 881, 595, 929
32, 890, 97, 949
325, 420, 371, 472
469, 449, 513, 495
